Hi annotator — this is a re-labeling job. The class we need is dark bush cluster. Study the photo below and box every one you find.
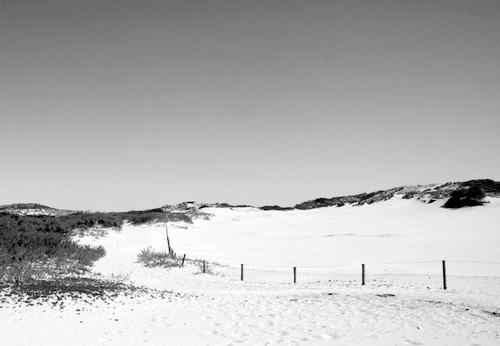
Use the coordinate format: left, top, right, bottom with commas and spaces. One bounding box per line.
0, 213, 106, 283
442, 185, 486, 209
114, 209, 192, 225
40, 209, 189, 231
114, 208, 166, 225
54, 209, 192, 228
58, 212, 123, 230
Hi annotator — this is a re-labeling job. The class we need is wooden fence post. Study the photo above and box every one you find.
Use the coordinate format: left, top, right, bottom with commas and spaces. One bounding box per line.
293, 267, 297, 284
203, 260, 206, 273
362, 264, 365, 286
166, 223, 171, 254
241, 264, 244, 281
442, 260, 447, 290
181, 254, 186, 267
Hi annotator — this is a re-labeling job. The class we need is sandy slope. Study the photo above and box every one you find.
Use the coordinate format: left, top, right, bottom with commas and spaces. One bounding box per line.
169, 197, 500, 276
1, 198, 500, 345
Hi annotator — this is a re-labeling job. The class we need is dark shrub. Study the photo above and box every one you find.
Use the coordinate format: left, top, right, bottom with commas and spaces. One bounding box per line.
442, 186, 486, 209
259, 205, 293, 211
58, 212, 123, 230
466, 185, 486, 200
0, 213, 106, 283
118, 210, 166, 225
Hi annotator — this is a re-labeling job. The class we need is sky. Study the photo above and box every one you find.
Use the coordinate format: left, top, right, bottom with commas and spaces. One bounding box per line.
1, 0, 499, 211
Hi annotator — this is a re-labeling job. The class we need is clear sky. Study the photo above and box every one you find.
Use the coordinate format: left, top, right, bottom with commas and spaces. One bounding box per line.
1, 0, 499, 211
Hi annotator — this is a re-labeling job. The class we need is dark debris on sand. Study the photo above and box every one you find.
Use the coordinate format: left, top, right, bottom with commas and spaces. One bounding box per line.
0, 277, 176, 310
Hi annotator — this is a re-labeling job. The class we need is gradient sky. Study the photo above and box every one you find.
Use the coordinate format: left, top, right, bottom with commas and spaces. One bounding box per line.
1, 0, 499, 211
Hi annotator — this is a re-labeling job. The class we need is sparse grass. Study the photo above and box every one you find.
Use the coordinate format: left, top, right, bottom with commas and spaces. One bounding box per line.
188, 258, 214, 275
137, 247, 180, 268
57, 242, 106, 267
136, 248, 215, 275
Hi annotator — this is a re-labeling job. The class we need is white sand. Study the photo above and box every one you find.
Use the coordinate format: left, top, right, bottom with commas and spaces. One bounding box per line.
169, 197, 500, 276
1, 197, 499, 345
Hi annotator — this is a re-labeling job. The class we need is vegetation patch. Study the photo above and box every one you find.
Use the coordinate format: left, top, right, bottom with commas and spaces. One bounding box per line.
442, 185, 486, 209
0, 213, 106, 283
117, 209, 192, 225
58, 212, 123, 231
137, 247, 181, 268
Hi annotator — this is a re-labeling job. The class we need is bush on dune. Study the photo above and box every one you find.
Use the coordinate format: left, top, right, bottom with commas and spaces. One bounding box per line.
0, 213, 106, 283
58, 212, 123, 230
58, 209, 192, 228
115, 209, 192, 225
442, 185, 486, 209
116, 209, 166, 225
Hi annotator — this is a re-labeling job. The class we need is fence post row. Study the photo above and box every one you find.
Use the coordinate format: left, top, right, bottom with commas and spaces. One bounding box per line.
180, 258, 453, 290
